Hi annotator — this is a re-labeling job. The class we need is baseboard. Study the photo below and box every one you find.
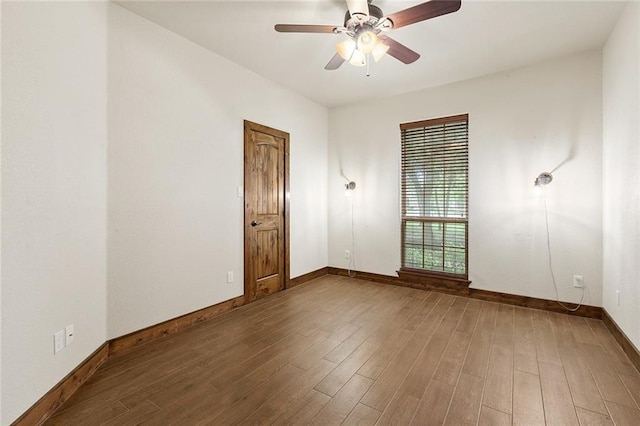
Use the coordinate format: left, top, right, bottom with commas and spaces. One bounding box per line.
12, 343, 109, 426
327, 267, 602, 319
109, 295, 245, 355
289, 267, 329, 288
14, 294, 247, 425
601, 308, 640, 373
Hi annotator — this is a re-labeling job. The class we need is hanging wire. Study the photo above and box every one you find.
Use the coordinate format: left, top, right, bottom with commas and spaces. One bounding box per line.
543, 192, 585, 312
348, 196, 357, 278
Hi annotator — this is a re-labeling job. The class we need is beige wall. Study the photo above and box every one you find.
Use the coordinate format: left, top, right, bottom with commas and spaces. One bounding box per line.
1, 2, 108, 423
328, 51, 604, 307
106, 4, 328, 338
603, 0, 640, 349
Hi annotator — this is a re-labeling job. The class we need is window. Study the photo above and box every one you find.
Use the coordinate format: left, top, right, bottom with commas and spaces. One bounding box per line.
400, 114, 468, 278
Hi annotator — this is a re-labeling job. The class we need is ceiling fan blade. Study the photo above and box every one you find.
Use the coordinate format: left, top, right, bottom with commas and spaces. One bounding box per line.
386, 0, 461, 30
325, 53, 345, 70
275, 24, 337, 33
378, 35, 420, 64
346, 0, 369, 18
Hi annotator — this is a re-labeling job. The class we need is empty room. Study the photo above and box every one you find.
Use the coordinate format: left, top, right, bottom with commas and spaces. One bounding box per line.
1, 0, 639, 424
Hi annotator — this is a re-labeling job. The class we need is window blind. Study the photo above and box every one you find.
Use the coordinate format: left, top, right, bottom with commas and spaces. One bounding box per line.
401, 114, 469, 276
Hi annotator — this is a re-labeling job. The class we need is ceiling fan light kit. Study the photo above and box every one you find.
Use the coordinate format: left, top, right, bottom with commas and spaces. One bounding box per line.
275, 0, 462, 75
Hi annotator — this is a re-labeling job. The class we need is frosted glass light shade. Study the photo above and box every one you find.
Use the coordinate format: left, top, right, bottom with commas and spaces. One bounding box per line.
349, 49, 366, 66
357, 30, 378, 54
337, 39, 356, 60
372, 41, 389, 62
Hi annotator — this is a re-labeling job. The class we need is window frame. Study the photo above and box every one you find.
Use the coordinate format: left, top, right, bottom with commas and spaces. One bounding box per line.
399, 113, 469, 282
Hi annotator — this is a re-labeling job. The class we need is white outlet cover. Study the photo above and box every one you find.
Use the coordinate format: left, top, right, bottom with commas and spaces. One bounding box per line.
227, 271, 234, 283
65, 324, 74, 346
54, 330, 65, 354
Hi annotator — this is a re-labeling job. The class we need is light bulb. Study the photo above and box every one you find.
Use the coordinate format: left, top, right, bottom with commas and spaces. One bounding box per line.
357, 30, 378, 54
371, 41, 389, 62
336, 38, 356, 60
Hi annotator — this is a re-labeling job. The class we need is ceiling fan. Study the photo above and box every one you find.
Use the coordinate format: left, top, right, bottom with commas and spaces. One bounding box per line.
275, 0, 462, 72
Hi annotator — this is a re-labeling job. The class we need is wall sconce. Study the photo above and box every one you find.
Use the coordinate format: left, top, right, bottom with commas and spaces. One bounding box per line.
534, 172, 553, 187
345, 181, 356, 197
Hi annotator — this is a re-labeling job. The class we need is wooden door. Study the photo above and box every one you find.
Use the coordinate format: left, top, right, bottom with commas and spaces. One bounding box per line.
244, 120, 289, 303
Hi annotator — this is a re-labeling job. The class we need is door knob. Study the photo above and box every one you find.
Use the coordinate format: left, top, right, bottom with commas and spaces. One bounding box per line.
251, 221, 262, 227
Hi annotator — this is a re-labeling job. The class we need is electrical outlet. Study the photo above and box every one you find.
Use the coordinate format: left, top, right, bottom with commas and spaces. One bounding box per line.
227, 271, 234, 283
345, 250, 350, 259
54, 330, 65, 354
65, 324, 74, 346
616, 290, 620, 306
573, 275, 584, 288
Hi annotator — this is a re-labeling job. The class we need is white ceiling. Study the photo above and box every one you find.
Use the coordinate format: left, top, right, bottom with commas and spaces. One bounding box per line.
115, 0, 627, 107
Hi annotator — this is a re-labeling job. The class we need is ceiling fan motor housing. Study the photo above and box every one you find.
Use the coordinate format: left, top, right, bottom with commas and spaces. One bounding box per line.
344, 4, 384, 28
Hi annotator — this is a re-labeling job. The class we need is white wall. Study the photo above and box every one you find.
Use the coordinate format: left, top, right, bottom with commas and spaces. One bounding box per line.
107, 4, 328, 338
329, 51, 603, 306
1, 2, 108, 424
603, 1, 640, 349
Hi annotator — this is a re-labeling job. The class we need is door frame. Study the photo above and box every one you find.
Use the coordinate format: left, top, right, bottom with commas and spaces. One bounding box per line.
243, 120, 290, 304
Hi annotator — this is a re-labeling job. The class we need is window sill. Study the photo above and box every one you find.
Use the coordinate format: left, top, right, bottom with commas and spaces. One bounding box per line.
397, 268, 471, 294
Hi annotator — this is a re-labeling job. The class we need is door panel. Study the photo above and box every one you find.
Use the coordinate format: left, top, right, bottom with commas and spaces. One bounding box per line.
244, 121, 289, 303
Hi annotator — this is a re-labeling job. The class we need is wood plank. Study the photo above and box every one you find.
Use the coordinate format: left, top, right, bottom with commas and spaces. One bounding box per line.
514, 350, 538, 376
370, 297, 467, 423
478, 405, 511, 426
272, 389, 330, 426
580, 342, 637, 408
443, 373, 484, 425
513, 307, 538, 376
604, 400, 640, 425
482, 344, 513, 414
531, 309, 562, 366
35, 276, 640, 426
567, 315, 599, 345
323, 323, 373, 364
46, 400, 128, 425
455, 298, 482, 334
513, 369, 545, 426
401, 292, 440, 331
376, 394, 420, 425
359, 294, 455, 411
357, 328, 413, 379
461, 302, 498, 378
538, 361, 579, 425
492, 304, 515, 349
575, 407, 614, 426
342, 403, 381, 426
588, 318, 639, 376
403, 297, 468, 398
310, 374, 373, 425
242, 358, 337, 425
411, 379, 455, 425
433, 330, 473, 386
314, 333, 381, 396
550, 313, 608, 415
619, 370, 640, 409
203, 364, 303, 424
102, 399, 159, 425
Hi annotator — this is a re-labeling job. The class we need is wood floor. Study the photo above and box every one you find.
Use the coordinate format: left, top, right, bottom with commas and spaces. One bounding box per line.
46, 276, 640, 425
